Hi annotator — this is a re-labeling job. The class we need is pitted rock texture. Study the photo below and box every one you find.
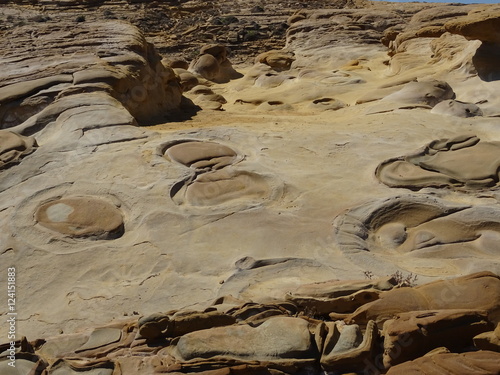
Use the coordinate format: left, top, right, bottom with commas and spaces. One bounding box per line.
164, 139, 280, 209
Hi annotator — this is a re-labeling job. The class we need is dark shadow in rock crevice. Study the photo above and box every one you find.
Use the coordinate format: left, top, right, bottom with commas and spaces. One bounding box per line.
473, 42, 500, 82
149, 96, 201, 125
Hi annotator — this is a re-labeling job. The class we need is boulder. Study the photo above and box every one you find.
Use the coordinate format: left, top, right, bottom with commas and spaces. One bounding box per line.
255, 50, 295, 71
348, 272, 500, 325
383, 310, 493, 368
386, 351, 500, 375
189, 44, 241, 83
473, 323, 500, 351
173, 317, 318, 363
430, 99, 483, 117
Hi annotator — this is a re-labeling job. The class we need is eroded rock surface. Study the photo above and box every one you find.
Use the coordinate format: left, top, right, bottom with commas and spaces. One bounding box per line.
376, 135, 500, 190
0, 20, 182, 129
1, 2, 500, 372
1, 273, 499, 375
35, 196, 124, 240
386, 351, 500, 375
163, 140, 280, 209
0, 130, 37, 169
334, 195, 500, 278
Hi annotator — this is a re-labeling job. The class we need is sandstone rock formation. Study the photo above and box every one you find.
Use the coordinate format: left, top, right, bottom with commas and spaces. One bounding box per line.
0, 20, 182, 128
1, 273, 499, 374
0, 130, 37, 169
189, 44, 242, 83
386, 351, 500, 375
376, 135, 500, 190
348, 272, 500, 325
430, 99, 483, 117
1, 1, 500, 374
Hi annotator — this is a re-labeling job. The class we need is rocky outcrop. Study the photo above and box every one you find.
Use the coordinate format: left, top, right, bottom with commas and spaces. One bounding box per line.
382, 310, 493, 367
386, 351, 500, 375
0, 20, 182, 130
1, 273, 499, 375
0, 130, 37, 169
445, 7, 500, 81
445, 7, 500, 44
2, 1, 500, 373
255, 50, 295, 71
347, 272, 500, 325
188, 44, 242, 83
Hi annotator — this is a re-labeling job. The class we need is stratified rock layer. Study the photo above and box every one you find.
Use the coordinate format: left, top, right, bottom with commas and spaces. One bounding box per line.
1, 3, 500, 372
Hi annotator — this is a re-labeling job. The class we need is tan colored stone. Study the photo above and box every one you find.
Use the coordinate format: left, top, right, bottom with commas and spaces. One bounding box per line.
386, 351, 500, 375
383, 310, 493, 368
35, 196, 124, 240
348, 272, 500, 325
377, 135, 500, 190
445, 11, 500, 44
165, 141, 237, 170
255, 51, 295, 71
0, 130, 37, 169
173, 317, 318, 363
320, 320, 378, 372
474, 322, 500, 351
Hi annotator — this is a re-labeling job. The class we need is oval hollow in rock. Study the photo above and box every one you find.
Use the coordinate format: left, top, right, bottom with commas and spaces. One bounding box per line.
171, 168, 271, 207
35, 196, 124, 240
164, 141, 237, 171
376, 135, 500, 190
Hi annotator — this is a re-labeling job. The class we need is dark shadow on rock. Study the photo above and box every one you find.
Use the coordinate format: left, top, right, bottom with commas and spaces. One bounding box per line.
142, 96, 202, 125
473, 42, 500, 82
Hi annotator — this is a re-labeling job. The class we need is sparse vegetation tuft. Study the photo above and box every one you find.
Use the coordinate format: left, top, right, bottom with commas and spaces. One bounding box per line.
364, 270, 418, 287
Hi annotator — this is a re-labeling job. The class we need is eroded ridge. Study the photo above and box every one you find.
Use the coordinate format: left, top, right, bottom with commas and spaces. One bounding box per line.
0, 130, 37, 170
376, 135, 500, 190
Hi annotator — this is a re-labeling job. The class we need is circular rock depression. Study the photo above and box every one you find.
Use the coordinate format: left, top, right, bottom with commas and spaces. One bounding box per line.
164, 139, 278, 208
35, 196, 124, 240
164, 140, 237, 171
333, 195, 500, 277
